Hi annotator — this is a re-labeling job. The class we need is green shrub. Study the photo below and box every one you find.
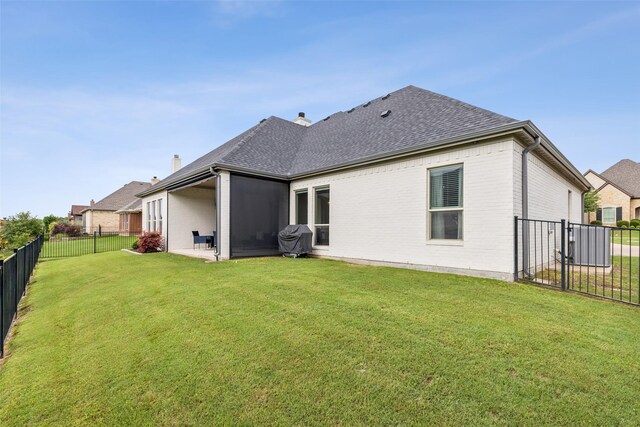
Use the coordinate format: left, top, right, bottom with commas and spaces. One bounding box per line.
590, 220, 602, 225
617, 220, 630, 228
131, 241, 139, 250
0, 212, 43, 249
630, 219, 640, 228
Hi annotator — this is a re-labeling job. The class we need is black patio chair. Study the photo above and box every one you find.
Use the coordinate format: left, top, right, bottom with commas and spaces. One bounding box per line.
192, 231, 211, 249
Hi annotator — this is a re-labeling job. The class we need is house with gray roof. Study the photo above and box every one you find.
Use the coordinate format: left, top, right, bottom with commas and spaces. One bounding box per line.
82, 181, 152, 233
137, 85, 590, 280
584, 159, 640, 224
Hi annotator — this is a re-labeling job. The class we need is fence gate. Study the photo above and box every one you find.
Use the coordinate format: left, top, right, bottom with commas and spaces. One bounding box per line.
515, 217, 640, 306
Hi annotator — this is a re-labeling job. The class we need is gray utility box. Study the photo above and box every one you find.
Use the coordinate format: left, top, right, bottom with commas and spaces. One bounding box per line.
569, 225, 611, 267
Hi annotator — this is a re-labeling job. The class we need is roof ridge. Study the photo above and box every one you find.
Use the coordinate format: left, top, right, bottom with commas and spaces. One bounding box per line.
406, 85, 518, 122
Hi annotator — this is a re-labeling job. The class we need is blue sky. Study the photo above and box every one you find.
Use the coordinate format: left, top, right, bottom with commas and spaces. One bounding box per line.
1, 0, 639, 218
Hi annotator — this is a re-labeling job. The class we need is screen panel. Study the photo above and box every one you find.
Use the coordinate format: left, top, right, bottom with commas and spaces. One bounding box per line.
230, 174, 289, 258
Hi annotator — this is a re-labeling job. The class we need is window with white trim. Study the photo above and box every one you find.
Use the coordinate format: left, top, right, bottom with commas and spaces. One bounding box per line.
146, 202, 152, 231
429, 164, 463, 240
151, 200, 157, 232
602, 207, 616, 224
146, 199, 164, 233
314, 187, 330, 245
295, 190, 308, 225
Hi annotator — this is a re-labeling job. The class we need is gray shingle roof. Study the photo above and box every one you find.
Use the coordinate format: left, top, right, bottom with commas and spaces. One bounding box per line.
114, 198, 143, 213
86, 181, 152, 212
148, 85, 518, 189
600, 159, 640, 198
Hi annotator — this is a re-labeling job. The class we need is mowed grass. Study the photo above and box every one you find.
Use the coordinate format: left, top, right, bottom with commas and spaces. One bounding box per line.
1, 253, 640, 425
536, 256, 640, 304
41, 235, 138, 258
612, 229, 640, 246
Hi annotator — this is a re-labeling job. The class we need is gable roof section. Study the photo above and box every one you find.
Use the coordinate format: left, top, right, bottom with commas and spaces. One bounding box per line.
599, 159, 640, 198
139, 85, 588, 196
70, 205, 89, 216
115, 198, 143, 214
84, 181, 152, 212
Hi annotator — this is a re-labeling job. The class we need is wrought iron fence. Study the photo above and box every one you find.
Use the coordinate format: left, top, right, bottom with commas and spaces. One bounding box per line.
515, 216, 640, 306
1, 235, 44, 357
41, 231, 140, 258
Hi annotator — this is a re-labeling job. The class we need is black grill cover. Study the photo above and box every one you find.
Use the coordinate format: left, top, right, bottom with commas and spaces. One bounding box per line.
278, 225, 313, 257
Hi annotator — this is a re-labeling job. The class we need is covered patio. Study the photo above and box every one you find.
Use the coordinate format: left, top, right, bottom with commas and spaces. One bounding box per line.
166, 177, 218, 256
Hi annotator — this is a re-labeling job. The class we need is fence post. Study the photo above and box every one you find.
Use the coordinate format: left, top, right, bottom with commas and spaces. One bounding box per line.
514, 216, 519, 281
14, 249, 19, 311
0, 259, 4, 358
94, 232, 97, 254
561, 219, 566, 291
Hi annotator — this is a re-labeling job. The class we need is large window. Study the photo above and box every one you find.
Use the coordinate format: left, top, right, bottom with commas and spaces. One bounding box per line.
314, 187, 330, 245
146, 199, 164, 233
602, 207, 616, 224
151, 200, 157, 232
146, 202, 151, 231
295, 190, 308, 224
429, 165, 463, 240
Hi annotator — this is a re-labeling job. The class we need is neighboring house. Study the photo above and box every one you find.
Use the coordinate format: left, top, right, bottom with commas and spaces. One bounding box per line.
115, 199, 144, 235
584, 160, 640, 225
137, 85, 590, 280
67, 205, 89, 225
82, 181, 152, 233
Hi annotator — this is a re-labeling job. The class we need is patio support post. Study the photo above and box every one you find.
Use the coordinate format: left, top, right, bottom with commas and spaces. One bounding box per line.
561, 219, 566, 291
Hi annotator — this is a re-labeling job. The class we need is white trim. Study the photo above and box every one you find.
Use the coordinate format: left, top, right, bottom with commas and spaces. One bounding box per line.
427, 163, 464, 241
294, 188, 308, 225
313, 186, 330, 246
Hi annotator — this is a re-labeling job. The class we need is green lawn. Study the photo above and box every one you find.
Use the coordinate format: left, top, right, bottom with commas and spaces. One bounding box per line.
1, 253, 640, 425
536, 255, 640, 304
41, 234, 138, 258
612, 229, 640, 246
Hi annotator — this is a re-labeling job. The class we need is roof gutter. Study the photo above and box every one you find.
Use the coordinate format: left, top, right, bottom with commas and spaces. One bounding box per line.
136, 120, 590, 197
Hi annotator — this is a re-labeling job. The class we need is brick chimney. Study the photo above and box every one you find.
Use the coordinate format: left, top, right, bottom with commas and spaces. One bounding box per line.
172, 154, 182, 173
151, 176, 160, 185
90, 199, 95, 206
293, 112, 312, 127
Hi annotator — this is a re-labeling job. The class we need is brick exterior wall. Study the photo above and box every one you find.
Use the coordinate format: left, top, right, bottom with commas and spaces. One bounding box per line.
596, 184, 632, 224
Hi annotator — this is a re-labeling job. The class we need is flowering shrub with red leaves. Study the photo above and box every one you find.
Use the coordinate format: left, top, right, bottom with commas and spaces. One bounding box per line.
136, 231, 164, 253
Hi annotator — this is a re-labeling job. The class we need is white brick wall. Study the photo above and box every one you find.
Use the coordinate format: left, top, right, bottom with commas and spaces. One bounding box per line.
513, 144, 583, 223
290, 139, 517, 279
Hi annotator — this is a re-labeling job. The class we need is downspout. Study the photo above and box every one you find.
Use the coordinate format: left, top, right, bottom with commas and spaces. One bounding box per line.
521, 134, 541, 277
210, 167, 221, 261
522, 134, 541, 220
580, 190, 588, 224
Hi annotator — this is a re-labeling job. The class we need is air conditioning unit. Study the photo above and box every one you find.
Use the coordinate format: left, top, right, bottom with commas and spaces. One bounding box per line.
569, 225, 611, 267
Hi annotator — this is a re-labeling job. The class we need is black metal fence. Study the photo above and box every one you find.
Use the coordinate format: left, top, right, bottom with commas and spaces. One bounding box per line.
515, 216, 640, 306
1, 235, 44, 357
41, 231, 140, 258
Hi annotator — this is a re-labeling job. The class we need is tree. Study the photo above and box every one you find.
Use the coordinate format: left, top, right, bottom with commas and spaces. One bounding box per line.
43, 214, 65, 232
583, 191, 600, 214
0, 212, 44, 249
